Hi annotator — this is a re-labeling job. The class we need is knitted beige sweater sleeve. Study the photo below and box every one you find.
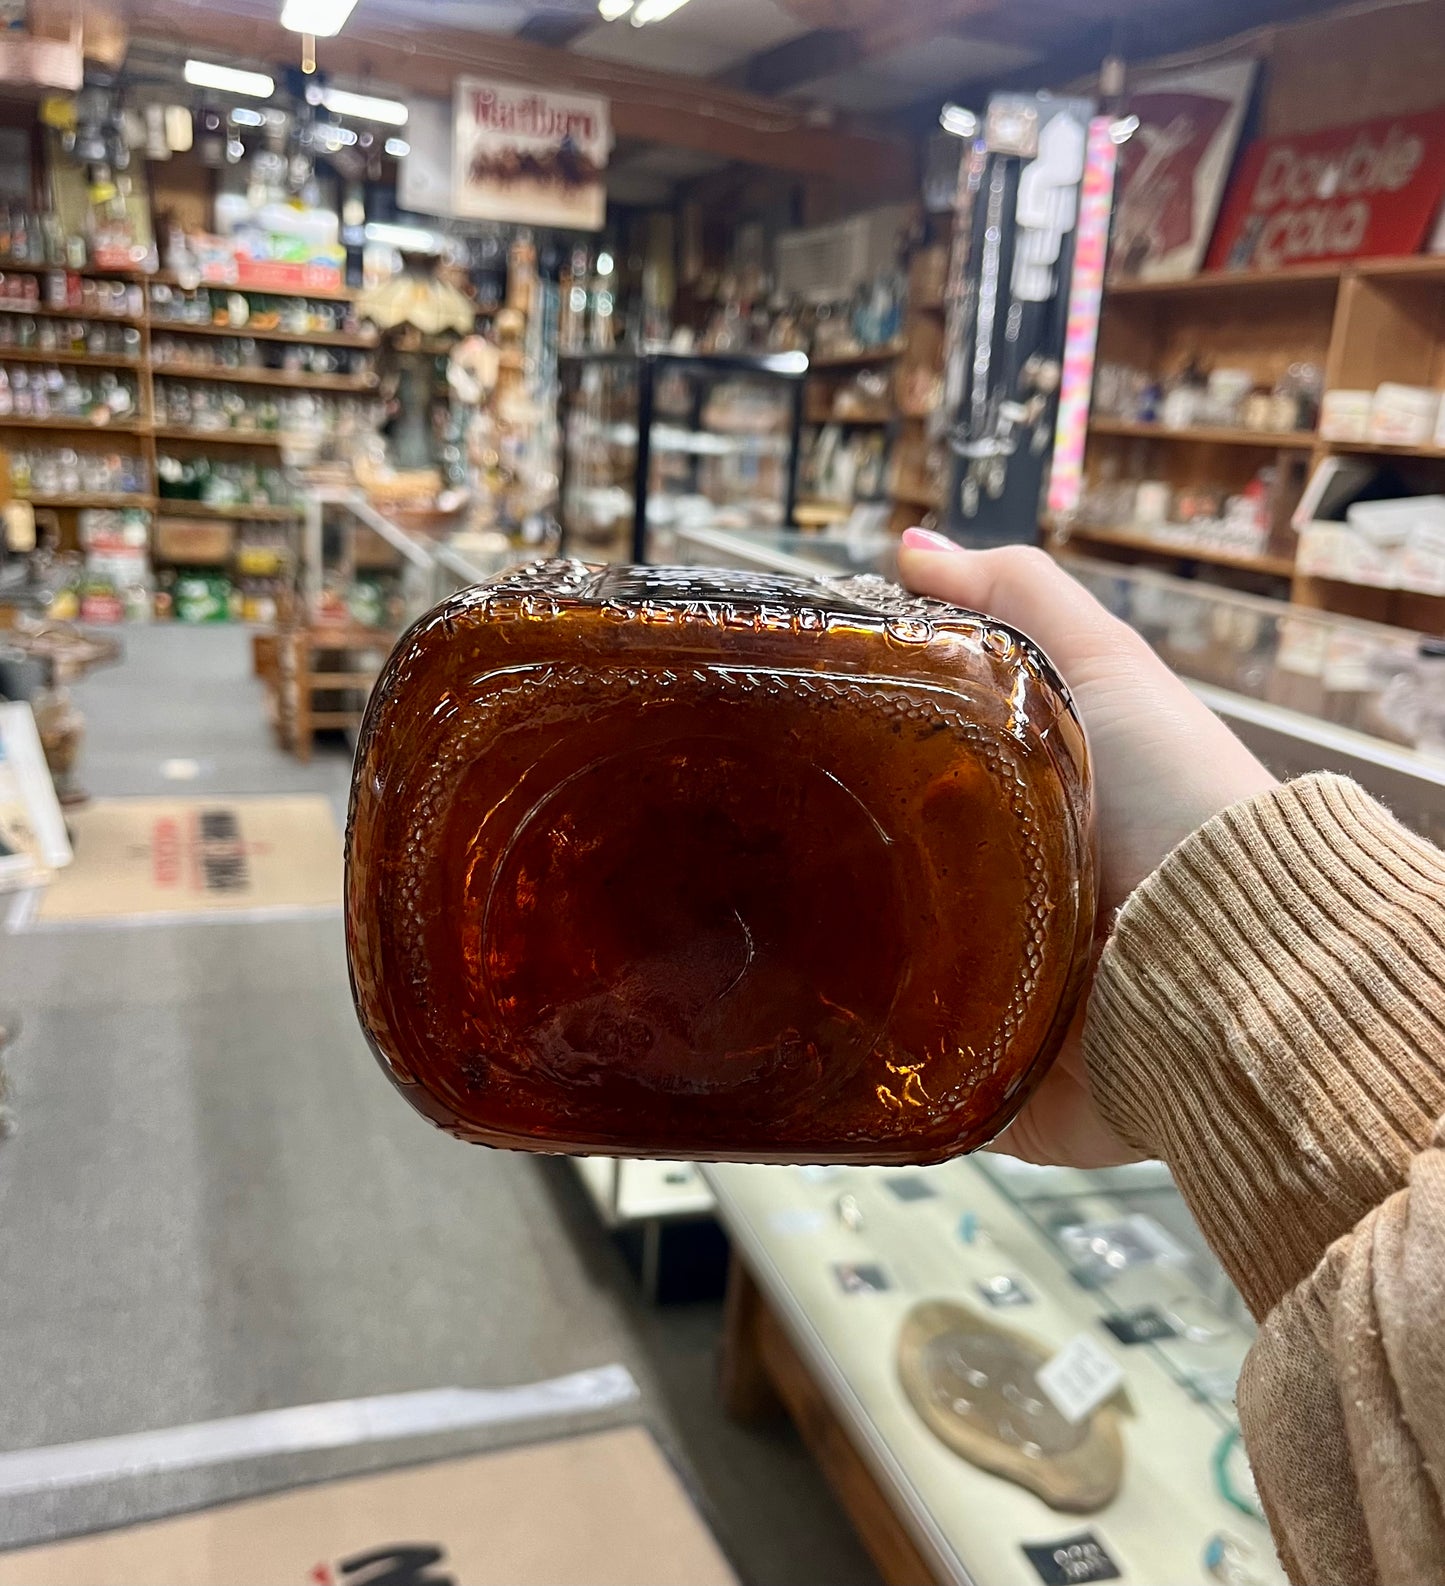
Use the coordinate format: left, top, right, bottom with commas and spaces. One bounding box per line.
1082, 773, 1445, 1586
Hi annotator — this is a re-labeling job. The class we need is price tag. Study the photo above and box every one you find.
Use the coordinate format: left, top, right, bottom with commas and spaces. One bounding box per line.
1102, 1305, 1177, 1345
1035, 1332, 1125, 1425
1023, 1532, 1122, 1585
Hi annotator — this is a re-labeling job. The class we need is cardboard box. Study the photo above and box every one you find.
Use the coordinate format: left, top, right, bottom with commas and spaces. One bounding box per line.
1319, 388, 1372, 442
153, 518, 234, 565
1368, 383, 1440, 446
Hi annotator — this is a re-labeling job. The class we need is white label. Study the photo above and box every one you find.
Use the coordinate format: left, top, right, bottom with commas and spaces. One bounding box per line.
1036, 1333, 1125, 1425
767, 1207, 826, 1236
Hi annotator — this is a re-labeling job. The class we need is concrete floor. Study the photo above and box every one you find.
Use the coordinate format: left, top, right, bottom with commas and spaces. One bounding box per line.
0, 625, 878, 1584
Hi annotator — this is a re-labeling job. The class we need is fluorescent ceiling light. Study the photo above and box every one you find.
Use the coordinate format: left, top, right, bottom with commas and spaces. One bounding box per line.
384, 136, 409, 157
230, 107, 266, 127
364, 221, 441, 253
184, 59, 274, 98
598, 0, 633, 17
631, 0, 692, 22
280, 0, 359, 38
317, 86, 408, 126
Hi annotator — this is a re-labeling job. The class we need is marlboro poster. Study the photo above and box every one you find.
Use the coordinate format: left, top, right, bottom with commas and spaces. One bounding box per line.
1108, 59, 1256, 282
453, 78, 609, 230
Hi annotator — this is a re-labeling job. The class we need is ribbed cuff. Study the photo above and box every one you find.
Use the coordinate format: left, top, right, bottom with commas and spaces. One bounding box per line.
1084, 773, 1445, 1319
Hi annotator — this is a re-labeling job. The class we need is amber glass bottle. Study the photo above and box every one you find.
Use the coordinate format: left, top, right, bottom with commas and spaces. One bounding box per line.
346, 562, 1094, 1164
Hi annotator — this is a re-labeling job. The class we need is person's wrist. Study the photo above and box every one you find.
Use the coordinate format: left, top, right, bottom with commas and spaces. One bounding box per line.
1083, 773, 1445, 1317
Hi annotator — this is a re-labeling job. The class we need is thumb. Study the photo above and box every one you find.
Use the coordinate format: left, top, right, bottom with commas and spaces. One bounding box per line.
897, 532, 1145, 684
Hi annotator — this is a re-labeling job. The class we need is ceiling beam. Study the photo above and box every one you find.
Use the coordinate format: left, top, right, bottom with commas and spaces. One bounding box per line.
722, 28, 855, 96
118, 0, 915, 192
721, 0, 1000, 97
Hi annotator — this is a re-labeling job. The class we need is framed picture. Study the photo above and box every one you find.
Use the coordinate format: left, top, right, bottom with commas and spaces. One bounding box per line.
453, 78, 610, 231
1108, 58, 1257, 282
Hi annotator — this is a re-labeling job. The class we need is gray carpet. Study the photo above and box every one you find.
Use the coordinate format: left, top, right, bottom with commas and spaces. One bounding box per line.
0, 625, 878, 1585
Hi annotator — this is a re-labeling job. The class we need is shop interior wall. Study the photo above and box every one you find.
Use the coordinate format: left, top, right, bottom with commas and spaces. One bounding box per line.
1097, 0, 1445, 133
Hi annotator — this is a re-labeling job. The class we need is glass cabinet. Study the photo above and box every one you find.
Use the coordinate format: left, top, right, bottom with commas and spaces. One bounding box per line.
556, 350, 807, 564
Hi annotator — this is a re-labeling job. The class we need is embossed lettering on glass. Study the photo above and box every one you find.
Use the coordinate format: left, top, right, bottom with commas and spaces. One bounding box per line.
345, 561, 1095, 1163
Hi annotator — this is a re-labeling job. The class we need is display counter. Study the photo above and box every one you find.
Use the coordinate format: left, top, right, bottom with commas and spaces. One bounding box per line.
558, 351, 808, 564
705, 1157, 1281, 1586
669, 524, 1444, 840
1062, 554, 1445, 842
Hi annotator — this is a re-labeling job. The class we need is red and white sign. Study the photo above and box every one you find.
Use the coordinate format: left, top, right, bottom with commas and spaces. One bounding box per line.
1206, 110, 1445, 272
453, 78, 610, 231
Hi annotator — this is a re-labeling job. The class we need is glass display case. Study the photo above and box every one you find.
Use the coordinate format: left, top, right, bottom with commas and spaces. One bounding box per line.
659, 524, 1445, 842
706, 1154, 1283, 1586
1064, 554, 1444, 755
556, 350, 807, 564
672, 520, 900, 583
1060, 554, 1445, 842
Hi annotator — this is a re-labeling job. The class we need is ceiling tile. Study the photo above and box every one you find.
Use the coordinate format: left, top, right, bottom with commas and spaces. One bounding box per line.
570, 0, 810, 77
357, 0, 533, 30
871, 33, 1038, 87
787, 67, 921, 111
790, 31, 1042, 109
570, 20, 744, 75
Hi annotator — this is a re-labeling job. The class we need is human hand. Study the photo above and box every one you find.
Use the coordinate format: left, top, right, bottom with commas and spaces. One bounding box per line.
898, 529, 1277, 1167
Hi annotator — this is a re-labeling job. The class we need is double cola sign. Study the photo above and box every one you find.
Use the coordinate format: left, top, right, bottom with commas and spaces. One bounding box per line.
1206, 109, 1445, 272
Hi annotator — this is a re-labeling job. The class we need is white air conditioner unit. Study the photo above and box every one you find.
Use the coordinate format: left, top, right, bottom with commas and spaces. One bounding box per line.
776, 204, 908, 303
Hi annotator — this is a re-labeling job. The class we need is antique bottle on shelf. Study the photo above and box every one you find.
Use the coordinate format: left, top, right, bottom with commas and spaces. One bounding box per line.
346, 562, 1095, 1164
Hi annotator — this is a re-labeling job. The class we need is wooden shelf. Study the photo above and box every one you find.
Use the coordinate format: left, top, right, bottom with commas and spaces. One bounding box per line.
0, 260, 148, 280
150, 270, 359, 303
1353, 255, 1445, 283
0, 413, 144, 432
153, 364, 377, 393
149, 321, 376, 349
809, 344, 903, 370
1105, 262, 1345, 298
890, 484, 944, 510
1089, 417, 1316, 448
1327, 437, 1445, 460
19, 492, 155, 509
155, 498, 301, 520
0, 302, 144, 325
0, 347, 140, 369
150, 548, 229, 568
794, 498, 853, 525
1058, 524, 1295, 577
804, 409, 891, 427
151, 426, 282, 446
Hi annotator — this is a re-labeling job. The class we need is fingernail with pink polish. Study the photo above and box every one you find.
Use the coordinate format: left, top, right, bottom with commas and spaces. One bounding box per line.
901, 527, 961, 553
